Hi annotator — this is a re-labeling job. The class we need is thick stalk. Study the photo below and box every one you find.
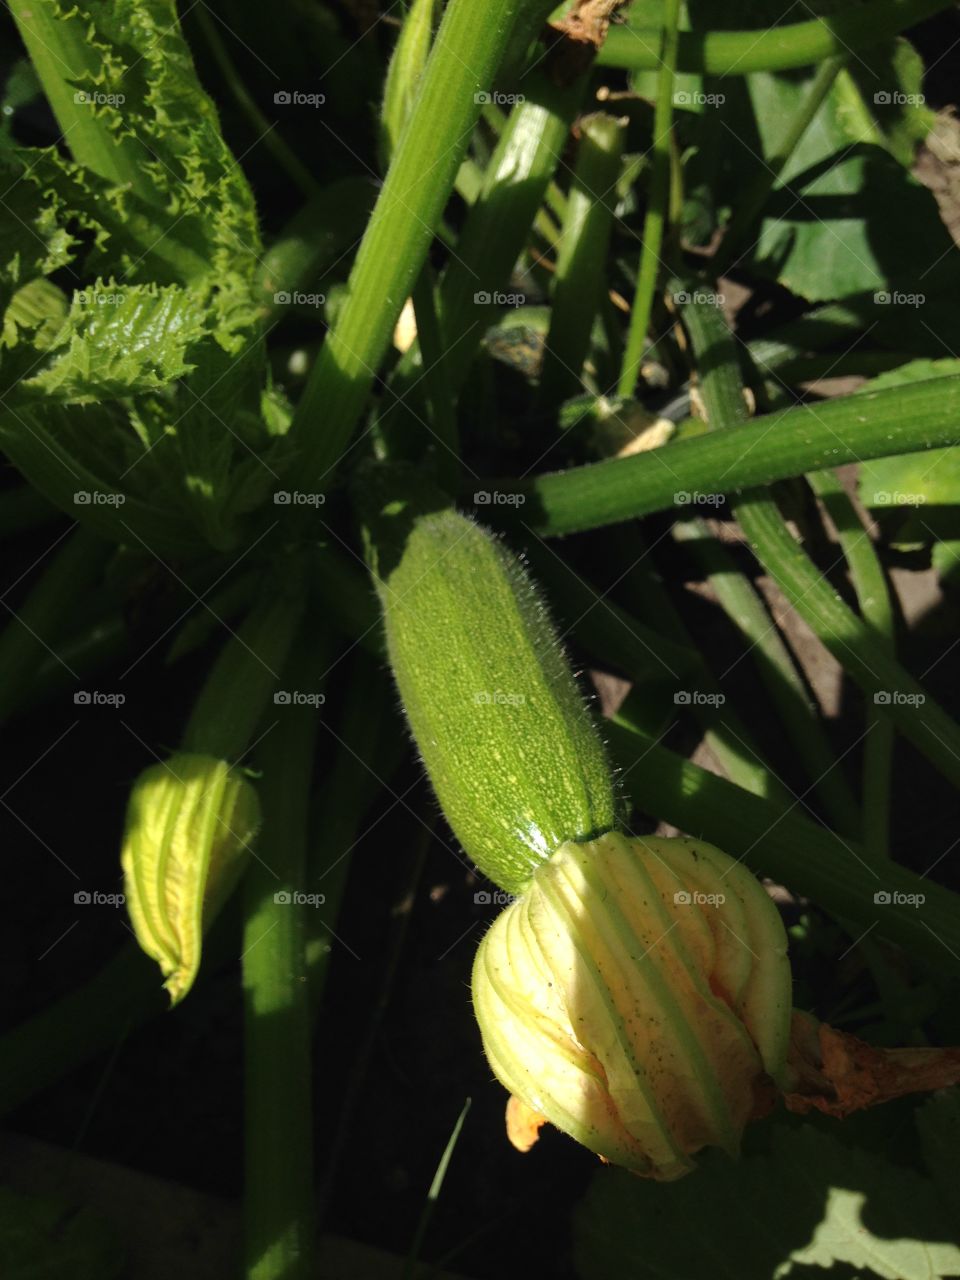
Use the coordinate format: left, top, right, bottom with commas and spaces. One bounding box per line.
288, 0, 543, 483
181, 564, 306, 759
671, 517, 860, 835
618, 0, 681, 397
242, 640, 321, 1280
306, 661, 403, 1014
540, 112, 625, 410
508, 374, 960, 535
382, 67, 585, 455
596, 0, 952, 75
679, 292, 861, 834
808, 468, 896, 858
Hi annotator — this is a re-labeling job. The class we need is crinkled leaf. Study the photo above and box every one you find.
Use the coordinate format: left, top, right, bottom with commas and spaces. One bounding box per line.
574, 1124, 960, 1280
19, 282, 208, 403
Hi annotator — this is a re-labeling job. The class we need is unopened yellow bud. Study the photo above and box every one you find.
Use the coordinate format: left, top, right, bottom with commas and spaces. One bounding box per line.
472, 832, 791, 1179
121, 753, 260, 1004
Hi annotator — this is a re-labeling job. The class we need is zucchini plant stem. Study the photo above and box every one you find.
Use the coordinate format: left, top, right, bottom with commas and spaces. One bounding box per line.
596, 0, 952, 76
671, 515, 860, 835
618, 0, 681, 398
678, 293, 861, 835
507, 373, 960, 535
607, 713, 960, 972
540, 112, 626, 411
242, 637, 322, 1280
806, 468, 896, 859
288, 0, 546, 485
181, 562, 305, 760
676, 293, 960, 796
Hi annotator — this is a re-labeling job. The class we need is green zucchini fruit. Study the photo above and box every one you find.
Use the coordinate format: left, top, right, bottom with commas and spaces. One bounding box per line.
365, 483, 616, 892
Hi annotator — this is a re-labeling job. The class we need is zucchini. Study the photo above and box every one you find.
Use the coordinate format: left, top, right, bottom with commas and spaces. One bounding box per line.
366, 485, 616, 892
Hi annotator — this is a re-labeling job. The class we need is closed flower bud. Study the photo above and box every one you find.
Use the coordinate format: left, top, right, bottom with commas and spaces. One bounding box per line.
472, 831, 791, 1179
121, 753, 260, 1004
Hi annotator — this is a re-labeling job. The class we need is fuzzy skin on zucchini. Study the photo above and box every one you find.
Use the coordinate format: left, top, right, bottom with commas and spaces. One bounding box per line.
369, 502, 616, 893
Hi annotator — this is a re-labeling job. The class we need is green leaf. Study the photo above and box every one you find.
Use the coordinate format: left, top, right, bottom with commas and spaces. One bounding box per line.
857, 359, 960, 546
0, 1185, 124, 1279
18, 282, 208, 403
748, 64, 957, 301
574, 1125, 960, 1280
0, 152, 76, 318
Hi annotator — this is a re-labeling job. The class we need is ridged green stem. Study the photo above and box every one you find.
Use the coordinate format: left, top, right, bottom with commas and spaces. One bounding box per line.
618, 0, 681, 398
808, 468, 896, 858
507, 374, 960, 535
671, 517, 860, 834
288, 0, 543, 483
608, 715, 960, 973
540, 112, 625, 410
377, 68, 584, 457
679, 292, 861, 834
243, 639, 321, 1280
182, 564, 305, 759
596, 0, 952, 75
